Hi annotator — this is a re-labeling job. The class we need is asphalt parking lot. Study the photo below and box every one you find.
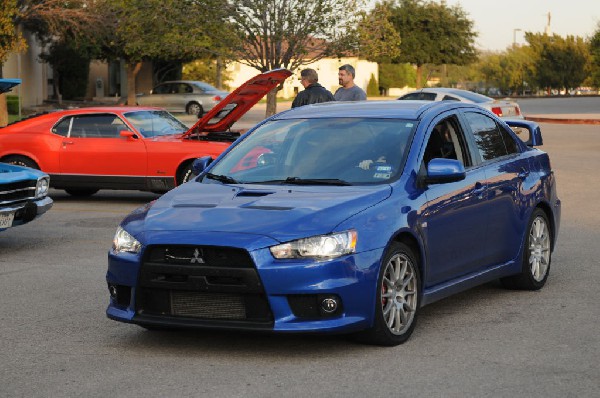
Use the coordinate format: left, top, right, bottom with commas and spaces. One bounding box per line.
1, 103, 599, 397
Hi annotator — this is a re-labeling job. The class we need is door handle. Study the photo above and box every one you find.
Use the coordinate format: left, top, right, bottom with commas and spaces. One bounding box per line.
62, 141, 74, 147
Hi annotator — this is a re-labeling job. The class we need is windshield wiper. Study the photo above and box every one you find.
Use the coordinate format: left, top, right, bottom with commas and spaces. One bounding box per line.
283, 177, 352, 186
205, 173, 239, 184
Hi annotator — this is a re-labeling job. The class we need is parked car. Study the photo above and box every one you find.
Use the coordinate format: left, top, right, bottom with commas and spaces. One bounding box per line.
0, 69, 291, 196
105, 100, 561, 345
136, 80, 230, 116
398, 88, 523, 119
0, 78, 53, 231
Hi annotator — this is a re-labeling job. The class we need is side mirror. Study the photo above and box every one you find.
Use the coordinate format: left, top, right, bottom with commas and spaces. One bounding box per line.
424, 158, 466, 185
120, 130, 137, 139
192, 156, 213, 176
505, 120, 543, 147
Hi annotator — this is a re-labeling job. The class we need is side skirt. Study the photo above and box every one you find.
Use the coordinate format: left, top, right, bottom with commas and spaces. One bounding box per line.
49, 174, 175, 192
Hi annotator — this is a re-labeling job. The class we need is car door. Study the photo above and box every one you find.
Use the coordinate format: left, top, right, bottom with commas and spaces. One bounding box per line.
418, 114, 490, 287
58, 114, 147, 179
144, 83, 171, 108
463, 111, 529, 266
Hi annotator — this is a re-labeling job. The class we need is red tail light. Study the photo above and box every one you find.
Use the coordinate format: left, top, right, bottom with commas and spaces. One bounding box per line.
491, 107, 503, 117
213, 96, 222, 101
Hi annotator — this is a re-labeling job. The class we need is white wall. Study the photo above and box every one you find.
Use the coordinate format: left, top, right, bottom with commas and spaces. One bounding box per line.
2, 31, 48, 108
226, 57, 379, 98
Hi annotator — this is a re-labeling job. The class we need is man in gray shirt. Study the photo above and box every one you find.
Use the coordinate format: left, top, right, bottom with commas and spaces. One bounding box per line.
334, 64, 367, 101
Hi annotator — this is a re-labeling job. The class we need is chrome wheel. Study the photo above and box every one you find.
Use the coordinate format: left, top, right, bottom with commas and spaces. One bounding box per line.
381, 253, 418, 335
529, 216, 551, 282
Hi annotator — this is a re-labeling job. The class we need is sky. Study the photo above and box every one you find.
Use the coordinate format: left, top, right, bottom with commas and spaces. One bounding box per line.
366, 0, 600, 51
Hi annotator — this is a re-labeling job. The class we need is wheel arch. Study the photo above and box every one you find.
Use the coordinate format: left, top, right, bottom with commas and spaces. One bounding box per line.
390, 231, 423, 281
0, 153, 41, 169
534, 201, 556, 251
175, 158, 196, 185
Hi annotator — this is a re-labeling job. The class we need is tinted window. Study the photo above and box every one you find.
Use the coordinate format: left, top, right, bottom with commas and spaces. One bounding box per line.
449, 90, 492, 103
399, 92, 437, 101
499, 126, 519, 155
68, 114, 129, 138
442, 95, 460, 101
52, 118, 71, 136
465, 112, 507, 162
152, 84, 171, 94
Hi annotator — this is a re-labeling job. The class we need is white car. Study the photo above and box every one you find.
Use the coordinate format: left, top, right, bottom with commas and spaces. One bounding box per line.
398, 88, 523, 119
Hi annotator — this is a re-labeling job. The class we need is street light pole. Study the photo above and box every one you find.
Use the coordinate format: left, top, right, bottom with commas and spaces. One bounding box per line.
513, 28, 522, 47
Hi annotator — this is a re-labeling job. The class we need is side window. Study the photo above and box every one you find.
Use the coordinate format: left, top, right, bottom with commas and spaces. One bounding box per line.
52, 117, 71, 137
152, 84, 169, 94
420, 93, 437, 101
69, 114, 128, 138
464, 112, 508, 162
399, 93, 421, 100
423, 116, 471, 167
499, 126, 519, 155
442, 95, 460, 101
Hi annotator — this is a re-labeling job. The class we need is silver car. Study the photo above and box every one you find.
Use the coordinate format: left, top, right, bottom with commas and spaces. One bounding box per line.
398, 88, 523, 119
136, 80, 229, 116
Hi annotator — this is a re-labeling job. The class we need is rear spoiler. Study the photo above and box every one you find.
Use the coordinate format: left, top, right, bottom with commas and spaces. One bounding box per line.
505, 119, 543, 147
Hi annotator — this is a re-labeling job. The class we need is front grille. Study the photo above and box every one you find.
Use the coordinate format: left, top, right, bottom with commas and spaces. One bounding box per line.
171, 291, 246, 319
136, 245, 272, 324
0, 180, 36, 205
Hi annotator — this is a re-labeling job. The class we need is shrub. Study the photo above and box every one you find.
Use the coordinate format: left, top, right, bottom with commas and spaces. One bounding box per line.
6, 95, 20, 114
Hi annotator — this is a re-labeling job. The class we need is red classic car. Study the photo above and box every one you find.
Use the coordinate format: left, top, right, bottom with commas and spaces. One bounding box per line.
0, 69, 291, 196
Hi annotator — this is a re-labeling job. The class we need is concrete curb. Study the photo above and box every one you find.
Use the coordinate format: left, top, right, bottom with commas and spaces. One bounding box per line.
525, 116, 600, 125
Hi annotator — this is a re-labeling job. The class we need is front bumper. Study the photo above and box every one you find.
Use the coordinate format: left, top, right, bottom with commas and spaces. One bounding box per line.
106, 245, 384, 334
0, 196, 53, 231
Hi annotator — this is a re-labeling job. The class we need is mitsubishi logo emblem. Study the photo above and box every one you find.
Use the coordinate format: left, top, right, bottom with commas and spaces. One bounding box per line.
190, 248, 205, 264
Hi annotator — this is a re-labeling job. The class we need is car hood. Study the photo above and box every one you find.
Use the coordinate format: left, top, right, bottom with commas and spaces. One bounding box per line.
183, 69, 292, 136
129, 181, 392, 246
0, 162, 46, 180
0, 78, 21, 95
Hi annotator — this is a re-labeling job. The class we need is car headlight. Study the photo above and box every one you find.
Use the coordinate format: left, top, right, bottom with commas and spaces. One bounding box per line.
35, 177, 50, 198
112, 226, 141, 254
270, 230, 357, 260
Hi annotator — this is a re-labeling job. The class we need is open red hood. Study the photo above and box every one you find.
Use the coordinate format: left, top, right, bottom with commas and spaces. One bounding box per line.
183, 68, 292, 137
0, 79, 21, 95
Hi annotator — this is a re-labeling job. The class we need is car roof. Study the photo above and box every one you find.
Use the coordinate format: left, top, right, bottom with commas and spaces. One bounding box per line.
273, 100, 467, 121
416, 88, 493, 102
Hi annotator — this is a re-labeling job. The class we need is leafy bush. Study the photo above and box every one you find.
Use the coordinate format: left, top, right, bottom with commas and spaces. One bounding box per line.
6, 95, 20, 114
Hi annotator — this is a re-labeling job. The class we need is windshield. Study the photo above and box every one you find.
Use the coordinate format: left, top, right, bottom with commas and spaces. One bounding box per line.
205, 118, 416, 185
124, 110, 188, 137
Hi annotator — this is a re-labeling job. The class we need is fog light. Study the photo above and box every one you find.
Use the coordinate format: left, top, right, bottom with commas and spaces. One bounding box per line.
321, 297, 339, 313
108, 284, 118, 299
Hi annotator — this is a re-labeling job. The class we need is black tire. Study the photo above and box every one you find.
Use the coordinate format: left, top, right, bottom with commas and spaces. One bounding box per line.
64, 188, 99, 197
186, 102, 203, 116
176, 162, 195, 186
355, 242, 421, 346
2, 155, 39, 169
501, 208, 552, 290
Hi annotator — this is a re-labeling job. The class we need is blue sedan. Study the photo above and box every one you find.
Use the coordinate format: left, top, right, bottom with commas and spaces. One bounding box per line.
106, 100, 561, 345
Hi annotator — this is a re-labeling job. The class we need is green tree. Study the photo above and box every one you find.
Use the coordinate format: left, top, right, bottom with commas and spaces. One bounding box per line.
389, 0, 477, 88
526, 32, 590, 93
379, 63, 415, 94
183, 59, 232, 90
102, 0, 226, 106
227, 0, 360, 116
356, 1, 401, 63
367, 73, 379, 96
589, 24, 600, 89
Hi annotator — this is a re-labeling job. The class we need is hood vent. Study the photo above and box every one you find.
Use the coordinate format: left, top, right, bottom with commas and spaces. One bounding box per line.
235, 190, 274, 198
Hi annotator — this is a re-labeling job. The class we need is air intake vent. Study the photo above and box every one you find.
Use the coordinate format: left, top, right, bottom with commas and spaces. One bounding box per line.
236, 190, 274, 197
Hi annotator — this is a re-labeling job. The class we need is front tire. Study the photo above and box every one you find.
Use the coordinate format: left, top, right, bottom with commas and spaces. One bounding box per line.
356, 242, 420, 346
186, 102, 203, 116
501, 208, 552, 290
